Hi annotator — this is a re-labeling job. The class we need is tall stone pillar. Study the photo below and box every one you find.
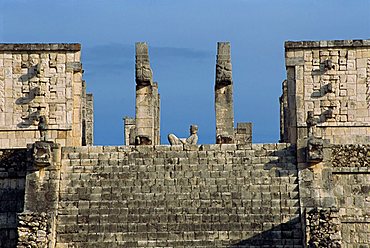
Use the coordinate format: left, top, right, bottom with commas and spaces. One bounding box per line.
215, 42, 234, 144
135, 42, 160, 145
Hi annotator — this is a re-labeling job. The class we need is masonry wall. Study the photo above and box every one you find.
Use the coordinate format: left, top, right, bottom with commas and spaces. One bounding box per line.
331, 144, 370, 247
0, 44, 88, 149
283, 40, 370, 144
0, 149, 27, 248
56, 144, 302, 247
281, 40, 370, 248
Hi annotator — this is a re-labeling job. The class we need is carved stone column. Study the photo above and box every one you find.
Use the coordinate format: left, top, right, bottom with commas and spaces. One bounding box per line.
215, 42, 234, 144
135, 42, 160, 145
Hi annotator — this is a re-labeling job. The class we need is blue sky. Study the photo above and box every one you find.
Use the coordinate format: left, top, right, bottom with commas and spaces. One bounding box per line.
1, 0, 369, 145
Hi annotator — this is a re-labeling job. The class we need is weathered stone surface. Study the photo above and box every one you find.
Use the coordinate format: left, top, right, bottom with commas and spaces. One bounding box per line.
0, 149, 27, 247
234, 122, 252, 145
134, 42, 160, 145
285, 39, 370, 49
307, 137, 323, 162
30, 141, 53, 167
17, 212, 49, 248
84, 93, 94, 146
283, 39, 370, 145
305, 208, 341, 248
135, 42, 153, 85
332, 144, 370, 167
55, 143, 301, 247
215, 42, 235, 143
123, 117, 136, 145
0, 43, 91, 148
0, 43, 81, 51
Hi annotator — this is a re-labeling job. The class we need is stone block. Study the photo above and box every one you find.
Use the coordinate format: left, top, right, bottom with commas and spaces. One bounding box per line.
286, 57, 304, 66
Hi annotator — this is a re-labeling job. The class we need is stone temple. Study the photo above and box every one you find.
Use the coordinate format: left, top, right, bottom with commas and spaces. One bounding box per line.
0, 40, 369, 247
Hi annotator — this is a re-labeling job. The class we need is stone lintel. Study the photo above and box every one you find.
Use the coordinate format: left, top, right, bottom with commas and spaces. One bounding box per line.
285, 39, 370, 49
0, 43, 81, 51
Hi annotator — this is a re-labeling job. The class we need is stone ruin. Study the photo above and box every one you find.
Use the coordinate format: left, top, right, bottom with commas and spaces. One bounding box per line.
123, 42, 252, 147
0, 40, 369, 247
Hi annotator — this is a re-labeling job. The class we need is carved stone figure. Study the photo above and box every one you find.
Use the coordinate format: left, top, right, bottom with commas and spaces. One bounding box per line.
38, 115, 48, 141
307, 137, 324, 163
32, 141, 52, 167
168, 125, 198, 145
215, 42, 232, 85
216, 62, 232, 85
135, 42, 153, 86
306, 111, 317, 137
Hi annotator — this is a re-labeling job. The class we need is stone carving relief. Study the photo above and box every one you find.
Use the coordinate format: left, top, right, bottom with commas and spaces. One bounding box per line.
17, 59, 49, 128
216, 62, 232, 85
31, 141, 53, 167
135, 43, 153, 86
38, 115, 48, 141
306, 111, 324, 163
136, 62, 152, 85
307, 137, 324, 163
306, 111, 318, 138
216, 43, 232, 86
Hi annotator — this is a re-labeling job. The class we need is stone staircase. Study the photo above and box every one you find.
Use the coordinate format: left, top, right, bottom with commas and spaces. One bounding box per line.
56, 144, 302, 247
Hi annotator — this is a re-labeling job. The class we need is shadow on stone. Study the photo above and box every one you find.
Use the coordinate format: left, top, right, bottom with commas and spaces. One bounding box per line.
263, 145, 297, 177
16, 109, 40, 128
229, 217, 303, 247
0, 149, 28, 248
17, 65, 37, 83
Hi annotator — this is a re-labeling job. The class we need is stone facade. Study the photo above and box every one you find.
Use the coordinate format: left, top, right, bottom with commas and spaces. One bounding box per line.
0, 44, 93, 149
282, 40, 370, 145
0, 40, 369, 247
281, 39, 370, 248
